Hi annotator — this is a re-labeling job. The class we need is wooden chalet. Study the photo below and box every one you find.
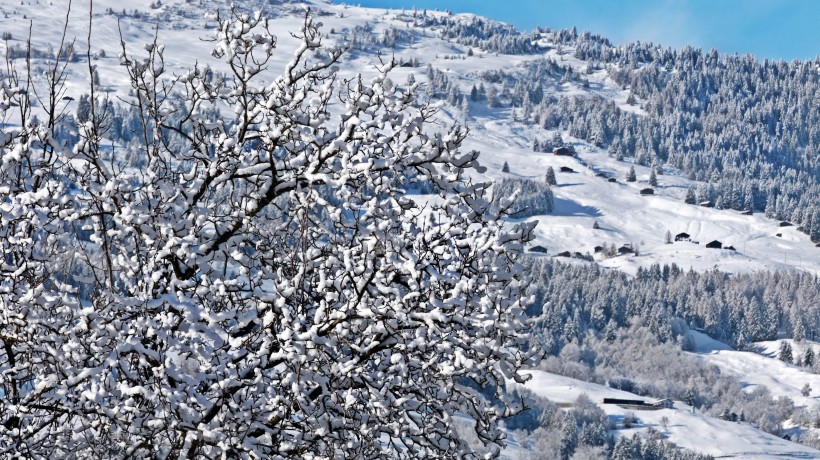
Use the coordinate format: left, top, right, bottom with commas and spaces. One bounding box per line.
780, 221, 794, 227
705, 240, 723, 249
530, 245, 548, 254
640, 188, 654, 195
553, 146, 572, 156
608, 177, 617, 183
618, 245, 634, 255
699, 201, 713, 208
675, 232, 691, 242
560, 166, 575, 173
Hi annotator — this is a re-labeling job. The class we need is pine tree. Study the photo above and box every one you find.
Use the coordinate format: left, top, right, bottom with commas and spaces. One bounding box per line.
649, 168, 658, 187
545, 166, 556, 185
779, 341, 793, 363
76, 94, 91, 123
804, 347, 815, 368
626, 165, 636, 182
502, 161, 510, 173
685, 186, 697, 204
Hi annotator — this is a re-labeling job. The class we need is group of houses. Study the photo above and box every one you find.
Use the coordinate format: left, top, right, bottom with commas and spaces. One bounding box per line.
592, 243, 637, 257
673, 232, 735, 251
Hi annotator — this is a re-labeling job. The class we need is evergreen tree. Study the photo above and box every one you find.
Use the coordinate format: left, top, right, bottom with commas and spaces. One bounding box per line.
804, 347, 815, 369
779, 341, 793, 363
626, 165, 636, 182
76, 94, 92, 123
685, 186, 697, 205
502, 161, 510, 173
545, 166, 557, 185
649, 168, 658, 187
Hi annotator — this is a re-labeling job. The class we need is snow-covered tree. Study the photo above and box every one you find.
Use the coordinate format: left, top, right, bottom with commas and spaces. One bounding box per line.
626, 165, 636, 182
493, 178, 555, 217
685, 186, 697, 205
779, 341, 794, 363
649, 168, 658, 187
545, 166, 557, 185
0, 9, 537, 457
804, 347, 816, 369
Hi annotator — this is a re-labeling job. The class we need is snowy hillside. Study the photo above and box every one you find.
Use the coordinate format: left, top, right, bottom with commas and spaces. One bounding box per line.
516, 370, 820, 459
3, 0, 820, 275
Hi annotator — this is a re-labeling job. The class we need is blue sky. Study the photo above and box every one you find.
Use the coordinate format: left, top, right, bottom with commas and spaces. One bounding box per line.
354, 0, 820, 61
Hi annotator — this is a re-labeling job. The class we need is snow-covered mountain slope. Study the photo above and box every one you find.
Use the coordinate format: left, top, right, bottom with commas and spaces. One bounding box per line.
5, 0, 820, 275
516, 370, 820, 459
690, 331, 820, 410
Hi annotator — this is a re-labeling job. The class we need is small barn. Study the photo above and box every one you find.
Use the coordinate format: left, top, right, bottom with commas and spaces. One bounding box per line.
594, 245, 604, 253
560, 166, 575, 173
640, 188, 654, 195
652, 399, 674, 409
780, 221, 793, 227
603, 398, 645, 406
741, 210, 753, 216
556, 251, 571, 257
699, 201, 713, 208
706, 240, 723, 249
725, 245, 736, 251
618, 245, 634, 255
675, 232, 691, 242
530, 245, 548, 254
608, 178, 617, 183
554, 147, 572, 156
